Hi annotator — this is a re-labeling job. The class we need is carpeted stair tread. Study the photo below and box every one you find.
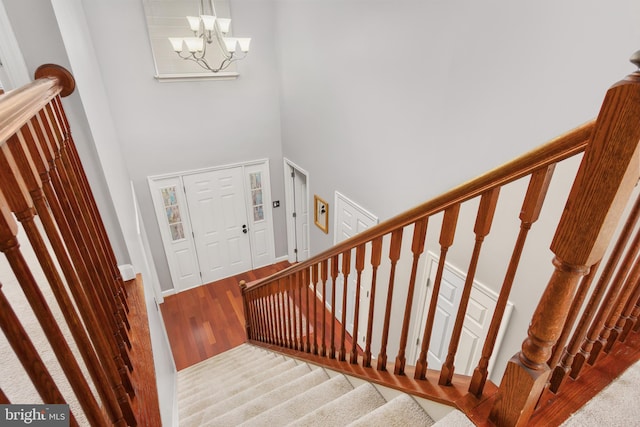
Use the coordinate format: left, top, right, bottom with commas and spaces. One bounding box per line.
178, 353, 287, 398
288, 382, 386, 427
179, 358, 297, 416
346, 393, 436, 427
208, 367, 330, 426
178, 350, 275, 384
179, 344, 257, 375
431, 409, 475, 426
178, 349, 277, 385
239, 374, 355, 427
181, 362, 313, 426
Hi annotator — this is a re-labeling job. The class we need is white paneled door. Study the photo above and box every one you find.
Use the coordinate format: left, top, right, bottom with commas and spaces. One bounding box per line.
333, 192, 378, 346
184, 167, 252, 283
150, 160, 275, 292
410, 254, 514, 376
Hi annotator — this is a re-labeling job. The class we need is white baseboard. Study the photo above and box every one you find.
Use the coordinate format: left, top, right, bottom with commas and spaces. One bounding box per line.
162, 288, 176, 299
118, 264, 136, 281
275, 254, 290, 263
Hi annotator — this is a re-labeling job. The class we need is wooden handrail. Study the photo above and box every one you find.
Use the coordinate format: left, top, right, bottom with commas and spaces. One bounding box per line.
245, 119, 594, 292
0, 64, 74, 144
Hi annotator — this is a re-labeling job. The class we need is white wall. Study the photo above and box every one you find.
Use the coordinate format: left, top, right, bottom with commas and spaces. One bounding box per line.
275, 0, 640, 381
78, 0, 286, 293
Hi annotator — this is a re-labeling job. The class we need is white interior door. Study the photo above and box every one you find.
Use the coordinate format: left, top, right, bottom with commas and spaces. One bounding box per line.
411, 253, 514, 375
183, 167, 252, 283
333, 192, 378, 346
284, 160, 310, 263
149, 176, 202, 291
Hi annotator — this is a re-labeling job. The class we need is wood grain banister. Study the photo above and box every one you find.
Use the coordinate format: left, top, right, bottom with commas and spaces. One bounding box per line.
242, 120, 594, 294
490, 54, 640, 427
0, 64, 74, 144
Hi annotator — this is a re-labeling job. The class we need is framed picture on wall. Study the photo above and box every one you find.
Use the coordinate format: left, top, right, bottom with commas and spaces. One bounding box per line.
314, 195, 329, 234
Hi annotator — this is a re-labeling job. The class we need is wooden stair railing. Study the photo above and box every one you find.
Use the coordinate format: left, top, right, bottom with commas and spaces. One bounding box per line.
242, 51, 640, 426
0, 65, 137, 426
241, 103, 594, 415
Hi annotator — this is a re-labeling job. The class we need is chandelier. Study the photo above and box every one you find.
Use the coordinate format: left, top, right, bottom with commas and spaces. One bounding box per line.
168, 0, 251, 73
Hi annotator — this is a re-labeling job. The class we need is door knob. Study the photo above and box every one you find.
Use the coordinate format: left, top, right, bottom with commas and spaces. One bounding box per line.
242, 224, 248, 234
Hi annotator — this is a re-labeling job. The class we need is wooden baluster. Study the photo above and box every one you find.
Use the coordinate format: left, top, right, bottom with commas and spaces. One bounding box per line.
415, 205, 460, 380
304, 267, 311, 353
44, 102, 131, 328
38, 107, 132, 356
263, 285, 273, 344
276, 279, 285, 346
273, 284, 280, 345
26, 114, 135, 396
264, 287, 273, 344
0, 192, 108, 427
247, 290, 257, 341
0, 283, 80, 427
320, 259, 328, 357
395, 218, 428, 375
256, 288, 269, 343
3, 131, 131, 426
51, 97, 129, 308
239, 281, 251, 340
269, 282, 278, 345
440, 188, 499, 385
250, 291, 259, 341
629, 295, 640, 334
312, 263, 319, 355
350, 244, 366, 364
298, 270, 305, 351
285, 275, 293, 349
0, 387, 9, 404
363, 237, 382, 368
377, 229, 404, 371
330, 255, 339, 359
470, 167, 554, 396
254, 288, 263, 342
600, 253, 640, 353
339, 250, 351, 361
46, 102, 131, 328
550, 194, 640, 389
583, 226, 640, 366
294, 271, 302, 350
268, 285, 278, 345
547, 264, 599, 393
619, 281, 640, 342
490, 58, 640, 427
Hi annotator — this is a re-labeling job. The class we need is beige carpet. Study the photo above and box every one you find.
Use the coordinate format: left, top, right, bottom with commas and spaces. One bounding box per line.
561, 359, 640, 426
0, 220, 92, 426
177, 344, 435, 427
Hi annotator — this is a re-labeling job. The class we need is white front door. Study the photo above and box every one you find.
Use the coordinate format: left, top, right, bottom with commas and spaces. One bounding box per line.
183, 167, 253, 283
333, 192, 378, 346
244, 163, 276, 269
150, 160, 277, 292
149, 176, 202, 291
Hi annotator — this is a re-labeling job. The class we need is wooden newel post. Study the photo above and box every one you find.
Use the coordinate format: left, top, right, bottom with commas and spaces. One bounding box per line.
490, 52, 640, 427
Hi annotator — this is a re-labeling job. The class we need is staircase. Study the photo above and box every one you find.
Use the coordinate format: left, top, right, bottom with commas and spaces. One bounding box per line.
177, 344, 468, 427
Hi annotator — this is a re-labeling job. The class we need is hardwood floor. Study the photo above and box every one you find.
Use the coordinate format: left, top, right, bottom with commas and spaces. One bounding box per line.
161, 261, 290, 371
161, 261, 358, 371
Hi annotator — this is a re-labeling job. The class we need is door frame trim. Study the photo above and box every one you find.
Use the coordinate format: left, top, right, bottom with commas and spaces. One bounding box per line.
283, 158, 310, 263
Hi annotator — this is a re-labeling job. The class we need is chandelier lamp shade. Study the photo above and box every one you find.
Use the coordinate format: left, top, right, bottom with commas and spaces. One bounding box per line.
168, 0, 251, 73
